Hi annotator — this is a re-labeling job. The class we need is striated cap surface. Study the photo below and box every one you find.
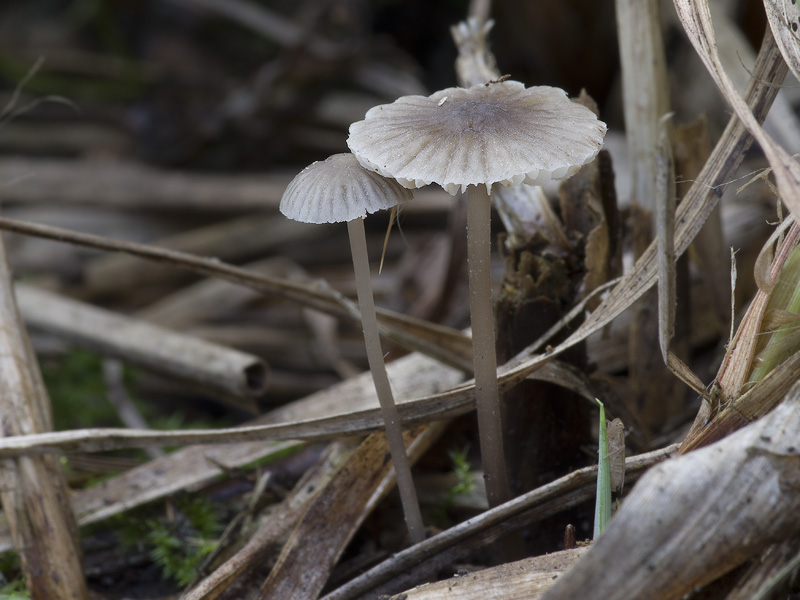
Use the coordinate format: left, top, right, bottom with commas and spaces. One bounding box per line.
347, 80, 607, 195
280, 153, 412, 224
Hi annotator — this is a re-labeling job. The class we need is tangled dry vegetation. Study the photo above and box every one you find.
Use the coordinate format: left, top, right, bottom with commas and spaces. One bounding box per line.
1, 0, 800, 599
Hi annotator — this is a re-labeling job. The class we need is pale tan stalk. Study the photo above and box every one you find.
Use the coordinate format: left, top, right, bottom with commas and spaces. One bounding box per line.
616, 0, 671, 214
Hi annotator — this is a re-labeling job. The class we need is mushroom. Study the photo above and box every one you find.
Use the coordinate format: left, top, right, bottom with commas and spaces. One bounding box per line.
348, 80, 606, 507
280, 152, 425, 544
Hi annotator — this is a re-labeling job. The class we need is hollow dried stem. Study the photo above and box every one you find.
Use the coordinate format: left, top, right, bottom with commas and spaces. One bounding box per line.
18, 284, 268, 410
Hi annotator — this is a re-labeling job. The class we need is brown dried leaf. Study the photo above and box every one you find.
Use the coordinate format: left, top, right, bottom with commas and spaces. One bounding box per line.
656, 115, 676, 364
682, 222, 800, 450
183, 440, 361, 600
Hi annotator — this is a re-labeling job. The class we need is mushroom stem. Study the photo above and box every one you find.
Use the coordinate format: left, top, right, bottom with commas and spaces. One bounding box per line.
346, 217, 426, 545
466, 184, 512, 508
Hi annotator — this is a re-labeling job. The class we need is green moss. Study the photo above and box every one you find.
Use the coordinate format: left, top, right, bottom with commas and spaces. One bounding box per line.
429, 446, 477, 527
117, 496, 221, 588
43, 350, 121, 430
0, 579, 29, 600
446, 446, 476, 500
0, 552, 26, 599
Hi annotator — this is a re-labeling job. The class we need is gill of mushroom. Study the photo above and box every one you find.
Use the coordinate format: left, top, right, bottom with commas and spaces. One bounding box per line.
348, 80, 606, 508
279, 153, 425, 544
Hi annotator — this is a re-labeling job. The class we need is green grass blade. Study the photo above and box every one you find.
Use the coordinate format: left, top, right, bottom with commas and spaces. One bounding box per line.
594, 398, 612, 539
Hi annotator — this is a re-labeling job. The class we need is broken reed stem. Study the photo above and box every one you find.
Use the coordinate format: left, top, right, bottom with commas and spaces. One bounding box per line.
347, 218, 425, 545
17, 283, 268, 409
137, 257, 294, 328
466, 184, 511, 508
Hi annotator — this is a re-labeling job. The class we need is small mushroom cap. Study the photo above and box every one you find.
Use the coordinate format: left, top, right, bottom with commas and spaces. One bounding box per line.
347, 80, 607, 195
280, 153, 413, 224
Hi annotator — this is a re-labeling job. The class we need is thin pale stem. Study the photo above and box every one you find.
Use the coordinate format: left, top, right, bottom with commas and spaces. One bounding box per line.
346, 217, 425, 545
466, 184, 511, 508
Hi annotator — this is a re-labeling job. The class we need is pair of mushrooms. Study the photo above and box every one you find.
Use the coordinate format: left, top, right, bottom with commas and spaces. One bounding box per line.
281, 80, 606, 544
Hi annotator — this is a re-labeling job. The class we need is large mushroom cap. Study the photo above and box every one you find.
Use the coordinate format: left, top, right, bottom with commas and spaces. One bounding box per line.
347, 80, 607, 195
280, 153, 413, 224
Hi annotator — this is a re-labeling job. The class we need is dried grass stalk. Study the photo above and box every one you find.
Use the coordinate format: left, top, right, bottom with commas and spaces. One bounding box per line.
0, 344, 465, 550
673, 0, 800, 219
183, 440, 361, 600
764, 0, 800, 83
83, 215, 320, 297
0, 357, 594, 459
0, 157, 290, 210
137, 257, 300, 329
0, 215, 475, 372
724, 537, 800, 600
682, 222, 800, 450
